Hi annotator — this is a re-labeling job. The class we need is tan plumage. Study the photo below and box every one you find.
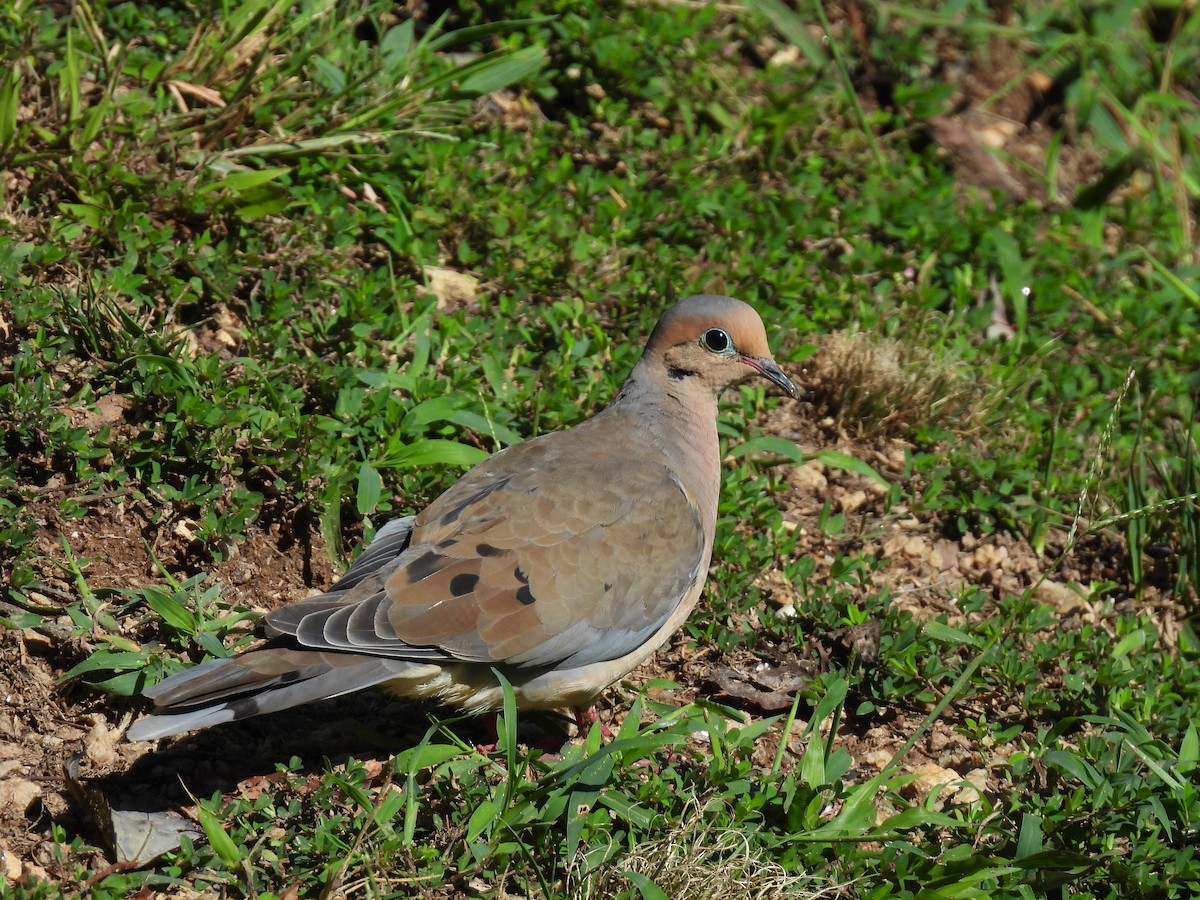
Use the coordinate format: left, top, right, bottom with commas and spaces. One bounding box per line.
127, 295, 798, 740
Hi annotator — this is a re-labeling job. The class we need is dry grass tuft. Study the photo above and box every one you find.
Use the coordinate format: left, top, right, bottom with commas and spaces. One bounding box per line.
570, 805, 852, 900
801, 329, 1003, 439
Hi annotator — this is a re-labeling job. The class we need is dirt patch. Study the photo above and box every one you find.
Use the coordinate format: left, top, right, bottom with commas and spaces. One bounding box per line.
0, 493, 341, 881
20, 493, 338, 612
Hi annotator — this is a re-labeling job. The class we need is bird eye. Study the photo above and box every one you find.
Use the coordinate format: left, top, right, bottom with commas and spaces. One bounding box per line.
701, 328, 731, 353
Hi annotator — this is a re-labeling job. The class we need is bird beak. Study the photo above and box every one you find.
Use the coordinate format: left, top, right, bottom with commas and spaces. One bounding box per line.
741, 356, 800, 400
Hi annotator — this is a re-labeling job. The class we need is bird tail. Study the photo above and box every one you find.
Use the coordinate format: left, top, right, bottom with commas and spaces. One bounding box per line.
126, 646, 430, 740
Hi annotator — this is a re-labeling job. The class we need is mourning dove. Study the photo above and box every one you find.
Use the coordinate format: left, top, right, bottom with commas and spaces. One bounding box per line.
127, 295, 798, 740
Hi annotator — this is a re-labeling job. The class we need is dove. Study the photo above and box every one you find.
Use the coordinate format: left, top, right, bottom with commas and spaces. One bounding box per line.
127, 295, 798, 740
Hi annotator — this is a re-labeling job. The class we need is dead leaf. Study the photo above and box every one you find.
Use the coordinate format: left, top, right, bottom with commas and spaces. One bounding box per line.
706, 661, 813, 712
63, 756, 200, 865
109, 809, 202, 865
829, 620, 881, 666
237, 772, 288, 801
925, 114, 1028, 200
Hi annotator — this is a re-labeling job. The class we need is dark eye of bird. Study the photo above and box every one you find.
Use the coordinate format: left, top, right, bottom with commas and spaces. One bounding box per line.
702, 328, 730, 353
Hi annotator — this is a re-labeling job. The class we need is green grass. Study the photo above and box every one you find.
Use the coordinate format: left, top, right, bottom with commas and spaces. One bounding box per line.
2, 0, 1200, 897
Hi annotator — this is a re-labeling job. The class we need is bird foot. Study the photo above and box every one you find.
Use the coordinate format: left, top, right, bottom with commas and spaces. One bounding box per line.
572, 705, 615, 740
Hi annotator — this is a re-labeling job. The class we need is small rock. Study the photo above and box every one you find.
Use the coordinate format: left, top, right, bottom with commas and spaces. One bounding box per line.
788, 460, 828, 495
84, 720, 122, 768
874, 795, 901, 827
956, 768, 990, 807
838, 490, 868, 514
931, 540, 959, 572
902, 763, 961, 809
421, 266, 478, 311
229, 562, 256, 586
861, 748, 892, 770
1034, 580, 1089, 614
0, 777, 41, 814
19, 630, 52, 651
1, 840, 21, 882
971, 543, 1008, 570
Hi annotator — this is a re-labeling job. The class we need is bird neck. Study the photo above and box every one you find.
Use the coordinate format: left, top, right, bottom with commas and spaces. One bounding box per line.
604, 359, 722, 521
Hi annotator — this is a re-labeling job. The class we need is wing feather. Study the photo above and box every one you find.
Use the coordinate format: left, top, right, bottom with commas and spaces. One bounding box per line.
261, 426, 706, 672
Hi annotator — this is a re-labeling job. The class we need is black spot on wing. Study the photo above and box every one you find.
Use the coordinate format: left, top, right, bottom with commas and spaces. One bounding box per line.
476, 543, 503, 557
513, 566, 535, 605
450, 573, 479, 597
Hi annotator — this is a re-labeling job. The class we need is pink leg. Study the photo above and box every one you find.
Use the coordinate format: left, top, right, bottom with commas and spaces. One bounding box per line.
573, 705, 615, 739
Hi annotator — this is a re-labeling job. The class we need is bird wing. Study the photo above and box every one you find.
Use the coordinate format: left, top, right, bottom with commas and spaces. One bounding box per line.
327, 515, 415, 592
262, 427, 708, 671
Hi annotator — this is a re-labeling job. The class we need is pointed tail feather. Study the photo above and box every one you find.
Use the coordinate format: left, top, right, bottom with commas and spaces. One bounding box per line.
128, 647, 433, 740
